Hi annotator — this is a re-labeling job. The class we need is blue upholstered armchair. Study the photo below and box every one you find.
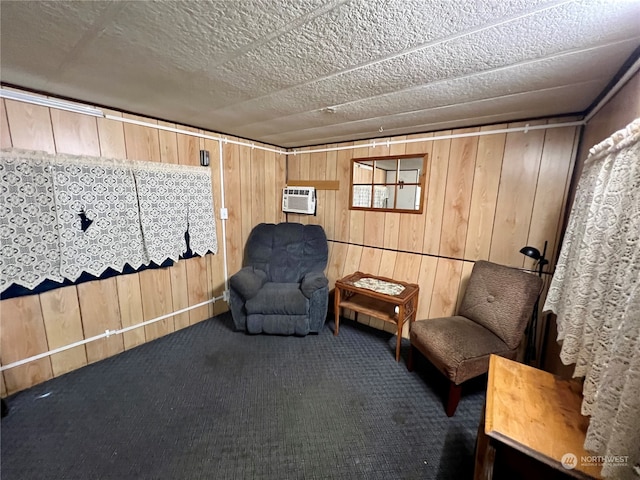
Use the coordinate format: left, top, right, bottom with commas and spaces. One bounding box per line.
229, 222, 329, 336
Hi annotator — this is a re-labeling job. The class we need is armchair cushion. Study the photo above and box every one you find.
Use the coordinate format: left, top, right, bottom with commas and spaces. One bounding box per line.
411, 316, 513, 385
300, 271, 329, 298
246, 283, 309, 315
229, 266, 267, 300
458, 260, 541, 349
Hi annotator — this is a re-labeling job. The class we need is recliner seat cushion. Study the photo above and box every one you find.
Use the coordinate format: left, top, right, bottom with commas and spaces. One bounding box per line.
410, 316, 513, 385
245, 283, 309, 315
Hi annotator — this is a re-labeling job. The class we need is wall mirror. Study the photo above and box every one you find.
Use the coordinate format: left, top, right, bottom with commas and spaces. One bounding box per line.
350, 153, 428, 213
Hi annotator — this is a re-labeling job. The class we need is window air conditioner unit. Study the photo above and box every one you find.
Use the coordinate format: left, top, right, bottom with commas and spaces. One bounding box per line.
282, 186, 316, 214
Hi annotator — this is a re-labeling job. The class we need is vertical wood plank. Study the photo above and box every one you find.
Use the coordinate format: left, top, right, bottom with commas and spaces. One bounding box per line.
186, 256, 210, 324
4, 100, 55, 152
297, 151, 311, 225
465, 126, 506, 261
238, 144, 253, 246
275, 153, 287, 224
116, 273, 147, 349
378, 250, 398, 278
526, 125, 577, 271
139, 268, 174, 341
455, 261, 475, 313
490, 121, 546, 267
224, 142, 243, 276
176, 127, 199, 166
326, 242, 348, 289
423, 134, 452, 255
77, 278, 125, 364
416, 256, 438, 320
0, 296, 53, 393
123, 114, 161, 162
393, 252, 422, 284
168, 261, 190, 330
440, 128, 479, 258
0, 99, 12, 148
50, 110, 100, 156
364, 211, 385, 248
429, 258, 463, 318
251, 148, 266, 226
341, 244, 363, 277
263, 150, 277, 224
309, 150, 326, 227
40, 286, 87, 376
158, 121, 179, 164
96, 110, 127, 158
203, 136, 227, 315
334, 145, 352, 242
324, 148, 338, 240
358, 247, 383, 276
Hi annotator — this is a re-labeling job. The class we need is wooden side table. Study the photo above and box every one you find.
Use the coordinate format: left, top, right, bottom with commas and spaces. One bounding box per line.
474, 355, 602, 480
334, 271, 419, 361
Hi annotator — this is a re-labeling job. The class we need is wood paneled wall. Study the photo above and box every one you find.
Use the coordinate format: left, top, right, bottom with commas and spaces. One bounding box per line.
0, 89, 584, 395
287, 120, 580, 343
0, 97, 286, 395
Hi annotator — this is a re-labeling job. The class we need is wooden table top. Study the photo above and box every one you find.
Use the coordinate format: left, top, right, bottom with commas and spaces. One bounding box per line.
485, 355, 602, 479
336, 271, 419, 301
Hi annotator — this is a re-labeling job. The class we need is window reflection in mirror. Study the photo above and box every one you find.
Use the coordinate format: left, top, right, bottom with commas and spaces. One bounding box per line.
350, 154, 427, 213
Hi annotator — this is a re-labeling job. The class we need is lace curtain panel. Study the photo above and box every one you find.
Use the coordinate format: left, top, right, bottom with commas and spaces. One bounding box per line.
51, 155, 147, 281
0, 150, 63, 291
1, 149, 217, 294
543, 118, 640, 480
134, 164, 218, 264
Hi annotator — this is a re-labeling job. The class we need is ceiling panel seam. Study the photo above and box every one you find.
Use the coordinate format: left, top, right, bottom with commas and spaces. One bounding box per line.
237, 37, 639, 129
205, 0, 350, 69
256, 78, 605, 139
48, 3, 127, 89
211, 0, 575, 112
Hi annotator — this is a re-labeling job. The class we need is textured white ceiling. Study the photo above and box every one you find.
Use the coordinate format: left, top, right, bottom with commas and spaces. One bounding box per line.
1, 0, 639, 147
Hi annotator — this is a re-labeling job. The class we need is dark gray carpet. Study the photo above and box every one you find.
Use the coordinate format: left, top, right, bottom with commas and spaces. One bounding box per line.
1, 313, 486, 479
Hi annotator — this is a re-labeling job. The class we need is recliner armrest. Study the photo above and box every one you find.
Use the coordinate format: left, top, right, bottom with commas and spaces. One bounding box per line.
229, 267, 268, 300
300, 271, 328, 298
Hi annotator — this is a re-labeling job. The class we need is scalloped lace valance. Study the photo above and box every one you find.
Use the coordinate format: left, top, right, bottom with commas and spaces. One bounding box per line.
543, 118, 640, 479
0, 149, 217, 293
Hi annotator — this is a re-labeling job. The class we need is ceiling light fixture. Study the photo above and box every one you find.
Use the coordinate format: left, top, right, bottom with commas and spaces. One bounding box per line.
0, 89, 104, 117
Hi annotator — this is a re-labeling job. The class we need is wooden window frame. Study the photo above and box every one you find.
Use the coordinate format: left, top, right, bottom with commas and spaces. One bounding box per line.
349, 153, 428, 214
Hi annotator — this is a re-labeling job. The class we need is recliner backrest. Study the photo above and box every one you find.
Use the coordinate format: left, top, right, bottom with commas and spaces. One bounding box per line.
458, 260, 542, 350
244, 223, 328, 283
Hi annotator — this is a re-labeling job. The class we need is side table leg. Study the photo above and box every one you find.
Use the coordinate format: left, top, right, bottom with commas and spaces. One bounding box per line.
395, 305, 404, 361
334, 287, 340, 336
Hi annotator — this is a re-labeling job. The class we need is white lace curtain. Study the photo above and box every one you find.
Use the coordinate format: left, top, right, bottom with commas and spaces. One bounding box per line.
544, 119, 640, 480
1, 149, 217, 293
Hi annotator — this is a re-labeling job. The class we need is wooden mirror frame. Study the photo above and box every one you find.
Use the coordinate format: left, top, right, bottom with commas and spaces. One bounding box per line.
349, 153, 428, 214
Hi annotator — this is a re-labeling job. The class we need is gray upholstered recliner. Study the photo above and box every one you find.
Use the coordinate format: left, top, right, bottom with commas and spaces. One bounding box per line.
408, 260, 542, 416
229, 222, 329, 336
